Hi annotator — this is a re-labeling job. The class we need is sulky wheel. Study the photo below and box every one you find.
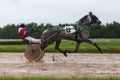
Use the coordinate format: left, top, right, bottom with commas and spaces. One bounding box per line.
24, 44, 45, 62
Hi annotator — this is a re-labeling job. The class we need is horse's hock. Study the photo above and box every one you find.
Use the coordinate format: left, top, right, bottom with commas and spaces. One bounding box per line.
24, 44, 45, 62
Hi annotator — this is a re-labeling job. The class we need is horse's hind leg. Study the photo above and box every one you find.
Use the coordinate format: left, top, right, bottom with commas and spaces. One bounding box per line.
55, 39, 67, 57
84, 39, 103, 53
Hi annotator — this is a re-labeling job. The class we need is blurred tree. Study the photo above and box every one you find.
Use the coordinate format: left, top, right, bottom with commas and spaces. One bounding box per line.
0, 21, 120, 39
1, 24, 18, 39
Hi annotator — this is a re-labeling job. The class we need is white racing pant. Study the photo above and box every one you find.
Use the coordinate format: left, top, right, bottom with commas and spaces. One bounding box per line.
25, 36, 41, 44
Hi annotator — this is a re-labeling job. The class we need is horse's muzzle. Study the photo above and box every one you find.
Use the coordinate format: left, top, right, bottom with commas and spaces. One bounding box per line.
97, 20, 101, 24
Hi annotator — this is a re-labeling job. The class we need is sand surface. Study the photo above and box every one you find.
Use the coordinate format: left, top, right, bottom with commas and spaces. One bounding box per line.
0, 53, 120, 78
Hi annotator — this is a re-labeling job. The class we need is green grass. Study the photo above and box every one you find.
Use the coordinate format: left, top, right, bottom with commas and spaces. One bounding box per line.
0, 45, 27, 52
0, 77, 120, 80
0, 39, 120, 53
45, 39, 120, 53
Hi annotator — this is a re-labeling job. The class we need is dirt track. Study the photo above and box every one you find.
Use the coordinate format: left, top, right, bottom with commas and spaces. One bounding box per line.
0, 53, 120, 78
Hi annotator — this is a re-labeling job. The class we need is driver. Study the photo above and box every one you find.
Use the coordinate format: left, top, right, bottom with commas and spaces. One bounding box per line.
18, 23, 41, 44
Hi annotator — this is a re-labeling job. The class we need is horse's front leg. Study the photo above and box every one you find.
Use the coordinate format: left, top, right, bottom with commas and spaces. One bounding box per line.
55, 39, 68, 57
67, 42, 81, 53
84, 39, 103, 53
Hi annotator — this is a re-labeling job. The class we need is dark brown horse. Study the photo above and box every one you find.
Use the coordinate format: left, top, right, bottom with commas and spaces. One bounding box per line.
40, 12, 102, 57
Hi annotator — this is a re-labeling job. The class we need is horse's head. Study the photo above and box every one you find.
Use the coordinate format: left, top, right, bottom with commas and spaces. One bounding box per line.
89, 12, 101, 25
76, 12, 101, 25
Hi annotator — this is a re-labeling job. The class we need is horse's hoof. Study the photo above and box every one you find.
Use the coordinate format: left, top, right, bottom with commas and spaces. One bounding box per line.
100, 50, 103, 53
63, 53, 67, 57
73, 50, 77, 53
67, 51, 72, 53
63, 50, 68, 57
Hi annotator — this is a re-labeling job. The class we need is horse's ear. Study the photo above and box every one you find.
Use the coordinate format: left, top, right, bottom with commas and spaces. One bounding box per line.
89, 12, 93, 16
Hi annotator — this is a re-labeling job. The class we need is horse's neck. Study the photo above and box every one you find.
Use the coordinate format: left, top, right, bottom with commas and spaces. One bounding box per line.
79, 20, 91, 25
78, 15, 91, 26
77, 23, 89, 30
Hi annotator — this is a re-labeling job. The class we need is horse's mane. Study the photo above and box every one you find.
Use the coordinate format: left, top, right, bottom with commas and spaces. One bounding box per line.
77, 15, 88, 24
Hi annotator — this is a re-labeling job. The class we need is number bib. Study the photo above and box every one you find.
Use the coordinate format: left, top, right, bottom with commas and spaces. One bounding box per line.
64, 26, 76, 34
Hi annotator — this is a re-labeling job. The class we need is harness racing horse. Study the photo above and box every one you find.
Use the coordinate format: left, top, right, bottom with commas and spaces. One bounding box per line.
40, 12, 102, 57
